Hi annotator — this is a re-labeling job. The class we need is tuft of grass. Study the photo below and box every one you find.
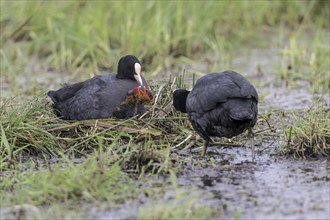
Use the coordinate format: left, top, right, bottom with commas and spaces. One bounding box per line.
283, 105, 330, 159
0, 96, 59, 169
1, 155, 137, 206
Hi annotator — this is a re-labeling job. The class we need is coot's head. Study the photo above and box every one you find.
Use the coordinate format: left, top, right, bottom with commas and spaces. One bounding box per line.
173, 89, 190, 113
117, 55, 143, 86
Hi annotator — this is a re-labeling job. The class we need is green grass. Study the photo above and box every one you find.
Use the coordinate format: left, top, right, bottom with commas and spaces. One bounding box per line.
1, 1, 329, 103
279, 31, 330, 93
0, 96, 58, 165
0, 80, 193, 173
1, 1, 328, 71
283, 104, 330, 159
0, 152, 180, 219
138, 191, 219, 220
1, 160, 136, 206
0, 81, 195, 216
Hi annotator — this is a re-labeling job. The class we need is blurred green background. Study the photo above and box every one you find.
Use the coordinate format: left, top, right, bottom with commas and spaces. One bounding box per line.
0, 0, 329, 97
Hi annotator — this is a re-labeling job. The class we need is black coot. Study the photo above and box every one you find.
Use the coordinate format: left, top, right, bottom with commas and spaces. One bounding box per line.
173, 71, 258, 158
48, 55, 151, 120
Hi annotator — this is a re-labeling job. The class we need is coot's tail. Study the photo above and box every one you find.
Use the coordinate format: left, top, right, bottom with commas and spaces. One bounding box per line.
47, 91, 61, 117
226, 98, 257, 122
47, 91, 58, 103
47, 81, 85, 104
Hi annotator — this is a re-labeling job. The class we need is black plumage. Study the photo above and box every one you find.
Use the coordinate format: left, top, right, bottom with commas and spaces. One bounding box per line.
48, 55, 150, 120
173, 71, 258, 158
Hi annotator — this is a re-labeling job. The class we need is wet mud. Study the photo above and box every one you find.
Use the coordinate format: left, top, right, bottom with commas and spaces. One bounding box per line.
94, 143, 329, 220
177, 146, 329, 220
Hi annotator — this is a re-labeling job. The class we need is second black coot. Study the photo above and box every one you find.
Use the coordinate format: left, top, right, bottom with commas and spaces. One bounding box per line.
173, 71, 258, 158
48, 55, 151, 120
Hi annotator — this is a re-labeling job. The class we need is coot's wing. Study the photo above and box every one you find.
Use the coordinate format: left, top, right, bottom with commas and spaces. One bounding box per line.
64, 75, 136, 120
50, 74, 149, 120
48, 81, 86, 103
225, 71, 258, 102
188, 112, 213, 142
56, 76, 109, 120
186, 71, 258, 113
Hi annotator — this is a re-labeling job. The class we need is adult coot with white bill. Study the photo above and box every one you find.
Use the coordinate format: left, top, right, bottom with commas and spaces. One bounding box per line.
48, 55, 152, 120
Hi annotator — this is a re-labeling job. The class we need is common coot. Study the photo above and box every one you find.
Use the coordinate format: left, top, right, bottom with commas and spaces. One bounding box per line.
48, 55, 152, 120
173, 70, 258, 158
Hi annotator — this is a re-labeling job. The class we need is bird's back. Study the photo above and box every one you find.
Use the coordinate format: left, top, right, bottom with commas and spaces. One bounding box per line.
186, 71, 258, 139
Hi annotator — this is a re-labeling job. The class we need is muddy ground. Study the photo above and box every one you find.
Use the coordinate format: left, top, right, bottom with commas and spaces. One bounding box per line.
179, 147, 329, 220
95, 146, 329, 219
1, 47, 329, 219
94, 48, 330, 219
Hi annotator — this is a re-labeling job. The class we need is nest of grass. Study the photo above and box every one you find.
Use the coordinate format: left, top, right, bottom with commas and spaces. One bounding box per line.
0, 77, 196, 173
3, 75, 328, 174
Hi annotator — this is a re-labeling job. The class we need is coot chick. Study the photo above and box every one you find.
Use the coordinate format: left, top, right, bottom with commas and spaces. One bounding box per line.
48, 55, 151, 120
173, 71, 258, 158
113, 86, 153, 119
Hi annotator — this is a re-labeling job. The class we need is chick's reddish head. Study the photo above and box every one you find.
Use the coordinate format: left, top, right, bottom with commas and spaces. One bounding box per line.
127, 86, 153, 103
